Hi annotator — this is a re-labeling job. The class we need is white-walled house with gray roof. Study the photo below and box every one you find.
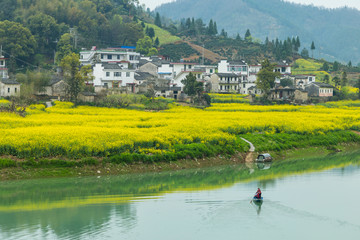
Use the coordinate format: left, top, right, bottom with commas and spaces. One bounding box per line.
210, 73, 240, 93
0, 79, 20, 97
0, 53, 20, 97
80, 46, 140, 68
92, 62, 135, 89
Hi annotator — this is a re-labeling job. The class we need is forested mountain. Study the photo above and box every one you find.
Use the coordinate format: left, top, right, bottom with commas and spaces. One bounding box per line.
156, 0, 360, 64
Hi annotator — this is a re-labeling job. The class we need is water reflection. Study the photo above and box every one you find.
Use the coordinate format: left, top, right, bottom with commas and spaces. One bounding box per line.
256, 162, 272, 170
0, 148, 359, 239
252, 200, 263, 215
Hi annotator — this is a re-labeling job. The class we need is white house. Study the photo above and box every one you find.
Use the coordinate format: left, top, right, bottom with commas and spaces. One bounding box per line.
173, 69, 205, 88
210, 73, 240, 93
274, 61, 292, 76
139, 60, 161, 77
293, 74, 316, 89
194, 64, 217, 75
172, 62, 197, 77
0, 79, 20, 97
248, 64, 262, 82
92, 62, 135, 89
218, 60, 248, 75
80, 46, 140, 68
240, 64, 262, 94
157, 61, 173, 80
305, 82, 334, 97
0, 53, 20, 97
0, 55, 8, 79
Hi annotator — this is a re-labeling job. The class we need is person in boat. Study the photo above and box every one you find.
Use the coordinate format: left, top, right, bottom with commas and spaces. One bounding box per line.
254, 188, 262, 199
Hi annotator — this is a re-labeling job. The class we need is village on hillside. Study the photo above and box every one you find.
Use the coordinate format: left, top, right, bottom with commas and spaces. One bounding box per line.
0, 46, 336, 103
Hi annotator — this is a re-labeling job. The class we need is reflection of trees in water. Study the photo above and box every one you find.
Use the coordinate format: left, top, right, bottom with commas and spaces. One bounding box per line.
258, 179, 277, 189
0, 203, 136, 238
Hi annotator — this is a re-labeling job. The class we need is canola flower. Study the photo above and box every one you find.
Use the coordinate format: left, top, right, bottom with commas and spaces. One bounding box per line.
209, 93, 249, 103
1, 101, 360, 158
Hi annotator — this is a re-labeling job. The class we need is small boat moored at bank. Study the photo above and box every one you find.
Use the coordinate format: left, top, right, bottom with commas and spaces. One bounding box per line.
255, 153, 272, 162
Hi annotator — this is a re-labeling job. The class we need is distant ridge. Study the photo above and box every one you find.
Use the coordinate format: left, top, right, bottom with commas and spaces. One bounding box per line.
156, 0, 360, 63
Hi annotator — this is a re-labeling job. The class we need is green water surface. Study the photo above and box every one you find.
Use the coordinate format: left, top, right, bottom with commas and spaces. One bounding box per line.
0, 149, 360, 239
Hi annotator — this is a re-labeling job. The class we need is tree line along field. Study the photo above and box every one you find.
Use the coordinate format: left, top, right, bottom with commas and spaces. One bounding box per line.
1, 100, 360, 164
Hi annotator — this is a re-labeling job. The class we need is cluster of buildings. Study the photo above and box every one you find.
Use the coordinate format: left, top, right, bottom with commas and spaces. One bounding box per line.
76, 47, 335, 102
0, 46, 335, 102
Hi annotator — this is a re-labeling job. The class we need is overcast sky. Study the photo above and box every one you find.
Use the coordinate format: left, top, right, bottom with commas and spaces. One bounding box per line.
138, 0, 360, 10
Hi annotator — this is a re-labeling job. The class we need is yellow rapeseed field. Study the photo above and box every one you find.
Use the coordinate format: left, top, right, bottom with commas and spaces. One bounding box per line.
1, 100, 360, 157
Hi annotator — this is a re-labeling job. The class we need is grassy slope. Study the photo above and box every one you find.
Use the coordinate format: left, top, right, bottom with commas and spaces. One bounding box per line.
292, 58, 360, 88
292, 58, 330, 82
144, 23, 181, 46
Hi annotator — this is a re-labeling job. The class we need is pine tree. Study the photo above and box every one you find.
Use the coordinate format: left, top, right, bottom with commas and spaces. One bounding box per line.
147, 27, 155, 39
185, 18, 191, 29
311, 41, 315, 58
208, 19, 214, 35
341, 71, 348, 87
213, 21, 218, 35
155, 12, 162, 27
296, 36, 301, 50
220, 29, 227, 37
245, 29, 252, 42
154, 37, 159, 47
333, 61, 340, 71
291, 37, 296, 51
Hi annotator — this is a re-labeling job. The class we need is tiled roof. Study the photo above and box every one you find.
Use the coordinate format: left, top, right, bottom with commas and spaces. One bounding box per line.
216, 73, 239, 78
1, 78, 19, 85
311, 82, 335, 88
102, 63, 123, 70
135, 72, 154, 80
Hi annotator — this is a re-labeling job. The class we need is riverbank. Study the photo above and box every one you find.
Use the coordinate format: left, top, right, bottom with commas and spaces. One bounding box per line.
1, 142, 359, 181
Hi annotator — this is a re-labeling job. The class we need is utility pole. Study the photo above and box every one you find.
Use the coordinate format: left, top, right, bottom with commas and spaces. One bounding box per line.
53, 39, 58, 65
202, 44, 205, 65
69, 28, 78, 49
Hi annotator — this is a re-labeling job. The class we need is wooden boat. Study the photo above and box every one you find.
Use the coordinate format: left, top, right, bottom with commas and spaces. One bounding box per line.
252, 197, 263, 206
253, 197, 263, 202
255, 153, 272, 162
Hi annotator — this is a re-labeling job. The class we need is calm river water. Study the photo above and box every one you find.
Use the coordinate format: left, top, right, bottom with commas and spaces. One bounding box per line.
0, 150, 360, 240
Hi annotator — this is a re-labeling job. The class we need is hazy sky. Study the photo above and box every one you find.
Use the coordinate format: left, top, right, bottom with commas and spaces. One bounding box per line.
138, 0, 360, 10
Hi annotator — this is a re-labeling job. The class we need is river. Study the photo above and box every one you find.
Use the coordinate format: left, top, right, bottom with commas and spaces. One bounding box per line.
0, 149, 360, 239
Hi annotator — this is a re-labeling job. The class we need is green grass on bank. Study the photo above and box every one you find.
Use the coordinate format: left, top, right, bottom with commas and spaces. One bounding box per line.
0, 131, 358, 172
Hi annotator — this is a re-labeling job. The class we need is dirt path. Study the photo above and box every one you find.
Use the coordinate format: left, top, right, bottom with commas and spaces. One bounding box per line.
184, 41, 224, 63
241, 137, 255, 163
